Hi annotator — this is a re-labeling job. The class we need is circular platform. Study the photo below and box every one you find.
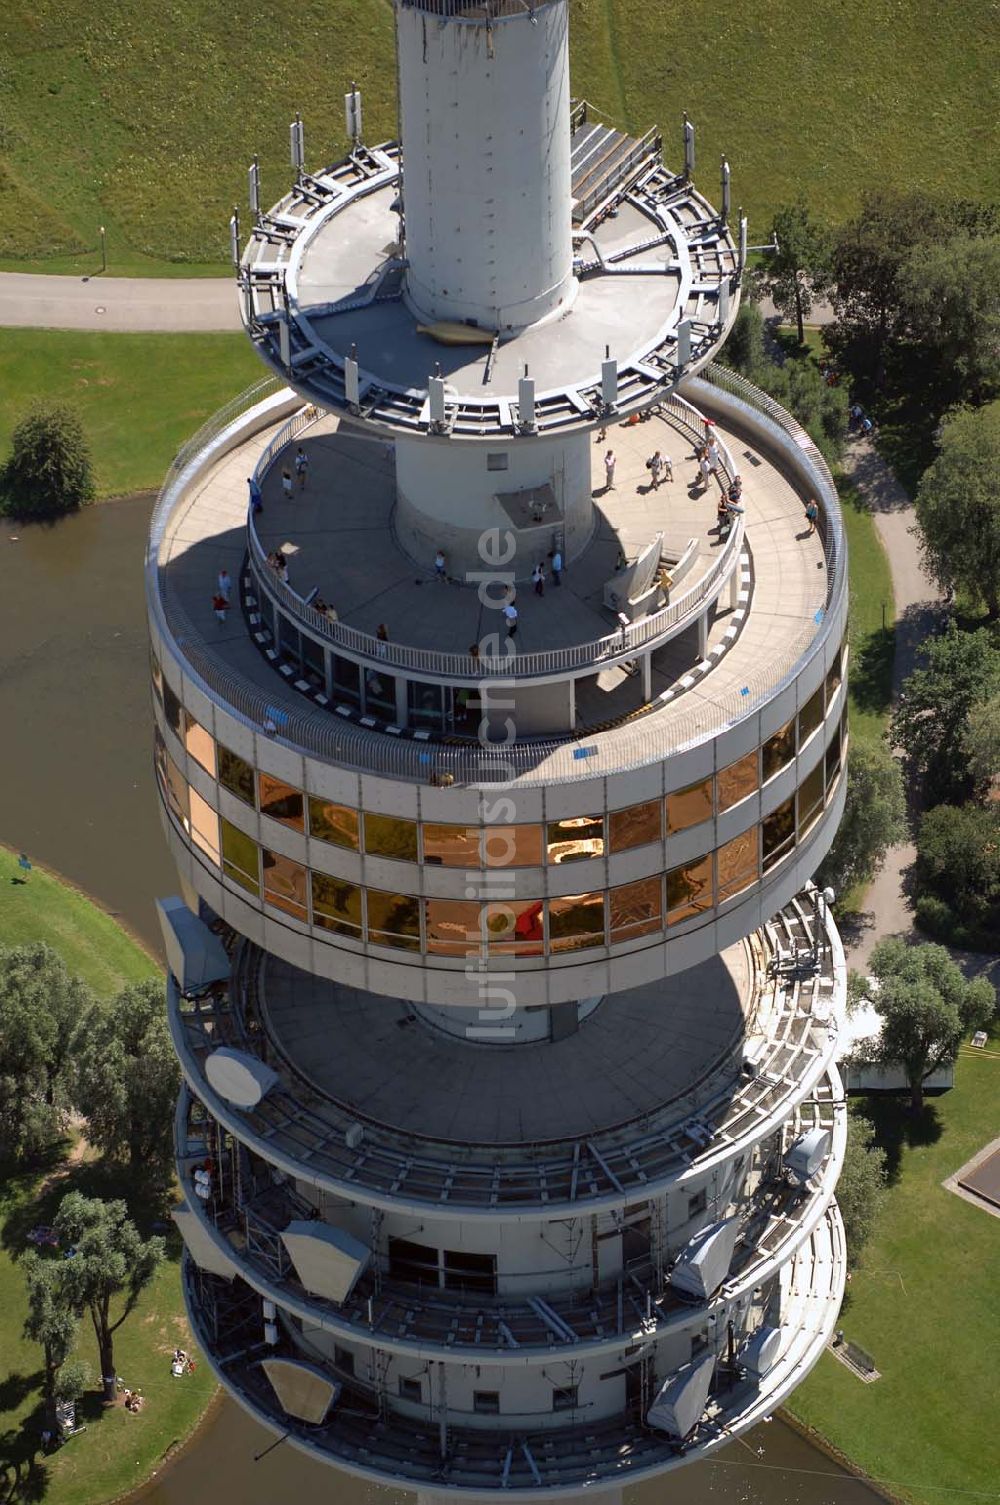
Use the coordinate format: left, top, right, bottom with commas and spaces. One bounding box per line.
258, 941, 751, 1145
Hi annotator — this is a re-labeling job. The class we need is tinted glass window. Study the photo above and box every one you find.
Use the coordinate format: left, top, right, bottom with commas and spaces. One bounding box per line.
797, 760, 826, 835
221, 820, 259, 895
546, 815, 605, 864
484, 900, 544, 954
666, 779, 713, 832
262, 849, 308, 921
717, 829, 759, 901
367, 890, 420, 949
308, 798, 360, 850
762, 797, 795, 871
717, 752, 758, 812
183, 711, 216, 778
311, 874, 362, 937
609, 877, 663, 942
258, 774, 304, 831
798, 686, 824, 746
218, 745, 255, 806
364, 813, 418, 862
666, 857, 714, 922
548, 892, 606, 952
762, 720, 795, 783
609, 799, 662, 853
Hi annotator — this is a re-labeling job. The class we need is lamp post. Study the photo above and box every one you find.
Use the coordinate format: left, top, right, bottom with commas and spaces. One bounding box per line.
99, 225, 106, 274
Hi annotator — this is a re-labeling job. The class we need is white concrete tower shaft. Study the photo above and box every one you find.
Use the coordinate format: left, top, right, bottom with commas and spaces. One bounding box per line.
396, 0, 575, 331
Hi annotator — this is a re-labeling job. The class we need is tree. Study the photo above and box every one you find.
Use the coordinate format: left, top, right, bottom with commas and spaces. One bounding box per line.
914, 403, 1000, 620
0, 403, 95, 520
0, 944, 92, 1165
963, 692, 1000, 795
898, 234, 1000, 406
54, 1357, 92, 1407
74, 980, 179, 1180
53, 1192, 164, 1403
818, 739, 906, 897
21, 1251, 78, 1429
836, 1112, 887, 1267
892, 624, 1000, 807
865, 938, 995, 1112
915, 803, 1000, 950
756, 199, 832, 345
723, 299, 766, 376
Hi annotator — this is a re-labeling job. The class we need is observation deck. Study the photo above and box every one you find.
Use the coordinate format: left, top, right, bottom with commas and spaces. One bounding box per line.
239, 142, 739, 440
168, 893, 845, 1217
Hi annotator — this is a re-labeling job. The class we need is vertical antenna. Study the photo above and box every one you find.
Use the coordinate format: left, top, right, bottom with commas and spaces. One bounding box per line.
720, 156, 731, 223
683, 113, 695, 179
248, 156, 261, 224
345, 83, 363, 149
290, 114, 305, 180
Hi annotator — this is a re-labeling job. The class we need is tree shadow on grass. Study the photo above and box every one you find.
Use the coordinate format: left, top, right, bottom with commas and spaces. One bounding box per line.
0, 1376, 43, 1417
856, 1093, 944, 1184
0, 1420, 48, 1505
850, 625, 895, 715
1, 1157, 176, 1260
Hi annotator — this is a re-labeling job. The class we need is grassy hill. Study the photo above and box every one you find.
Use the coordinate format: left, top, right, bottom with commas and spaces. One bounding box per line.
0, 0, 997, 275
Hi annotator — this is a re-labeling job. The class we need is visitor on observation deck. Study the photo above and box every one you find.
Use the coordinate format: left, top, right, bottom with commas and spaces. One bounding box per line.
604, 450, 616, 489
294, 446, 309, 489
504, 602, 518, 637
549, 548, 562, 586
281, 467, 294, 500
217, 567, 231, 602
532, 562, 546, 596
803, 498, 819, 535
376, 622, 390, 657
648, 451, 664, 488
247, 475, 263, 514
212, 593, 228, 623
434, 548, 447, 581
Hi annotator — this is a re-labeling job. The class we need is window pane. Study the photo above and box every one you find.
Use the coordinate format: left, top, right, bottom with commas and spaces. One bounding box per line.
364, 813, 418, 862
547, 814, 605, 863
797, 760, 826, 836
762, 797, 795, 871
151, 652, 163, 704
363, 667, 396, 718
666, 857, 714, 923
218, 745, 255, 806
311, 873, 362, 937
484, 899, 544, 955
408, 680, 446, 731
162, 679, 183, 739
667, 779, 714, 833
609, 799, 662, 853
221, 819, 259, 896
183, 711, 217, 778
609, 876, 663, 942
825, 736, 842, 793
762, 720, 795, 783
474, 1391, 500, 1414
717, 752, 758, 813
308, 797, 360, 850
798, 686, 824, 746
425, 898, 484, 955
443, 1249, 497, 1295
483, 825, 544, 868
423, 823, 480, 867
367, 890, 420, 949
262, 849, 308, 921
548, 892, 606, 952
155, 730, 189, 825
552, 1387, 579, 1412
825, 646, 843, 705
717, 829, 759, 901
332, 654, 362, 708
258, 774, 304, 831
189, 788, 220, 865
388, 1236, 437, 1285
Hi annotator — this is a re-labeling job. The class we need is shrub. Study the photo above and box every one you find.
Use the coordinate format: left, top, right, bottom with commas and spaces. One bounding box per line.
0, 403, 95, 520
915, 803, 1000, 951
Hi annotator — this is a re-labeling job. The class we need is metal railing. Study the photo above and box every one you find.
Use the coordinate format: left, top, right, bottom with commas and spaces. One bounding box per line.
398, 0, 551, 17
147, 366, 844, 788
246, 391, 744, 682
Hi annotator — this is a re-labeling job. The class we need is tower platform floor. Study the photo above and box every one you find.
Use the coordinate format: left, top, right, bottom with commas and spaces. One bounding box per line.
259, 942, 750, 1145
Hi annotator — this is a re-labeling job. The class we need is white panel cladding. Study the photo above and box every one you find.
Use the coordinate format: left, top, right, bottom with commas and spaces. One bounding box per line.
174, 1201, 238, 1280
396, 0, 574, 330
304, 759, 362, 806
280, 1221, 371, 1304
254, 735, 307, 788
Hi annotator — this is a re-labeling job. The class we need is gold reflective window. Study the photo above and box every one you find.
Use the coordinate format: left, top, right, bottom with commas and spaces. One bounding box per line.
667, 779, 714, 833
482, 825, 544, 868
218, 745, 255, 807
367, 890, 421, 950
717, 829, 759, 901
364, 813, 418, 863
762, 720, 795, 783
189, 788, 220, 866
258, 774, 305, 831
425, 898, 484, 955
548, 892, 606, 952
155, 730, 189, 825
484, 899, 544, 955
546, 815, 605, 864
609, 800, 662, 853
717, 752, 758, 813
162, 679, 183, 739
308, 797, 360, 851
609, 877, 663, 942
221, 819, 260, 896
183, 711, 216, 778
762, 797, 795, 871
423, 823, 480, 868
825, 646, 843, 705
825, 735, 842, 792
798, 686, 824, 747
311, 873, 362, 937
666, 857, 714, 923
262, 849, 308, 921
797, 760, 826, 836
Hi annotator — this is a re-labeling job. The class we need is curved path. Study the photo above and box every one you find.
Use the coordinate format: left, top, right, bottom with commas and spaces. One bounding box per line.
841, 434, 999, 992
0, 271, 240, 331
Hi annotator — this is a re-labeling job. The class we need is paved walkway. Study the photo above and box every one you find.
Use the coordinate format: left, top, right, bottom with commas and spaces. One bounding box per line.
0, 271, 240, 332
841, 434, 1000, 993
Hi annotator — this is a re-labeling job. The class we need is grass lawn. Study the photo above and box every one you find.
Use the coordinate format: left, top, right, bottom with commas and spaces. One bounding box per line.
0, 331, 263, 498
787, 1033, 1000, 1504
0, 846, 154, 998
0, 0, 997, 275
0, 857, 216, 1505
